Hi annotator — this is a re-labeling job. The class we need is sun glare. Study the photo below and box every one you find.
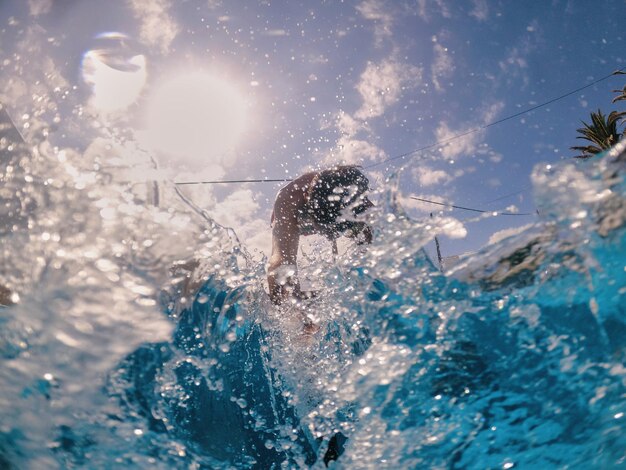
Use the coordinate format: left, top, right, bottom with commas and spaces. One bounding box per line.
143, 72, 248, 168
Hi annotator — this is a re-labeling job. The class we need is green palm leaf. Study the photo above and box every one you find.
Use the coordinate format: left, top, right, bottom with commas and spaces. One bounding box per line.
612, 85, 626, 103
612, 70, 626, 103
570, 109, 623, 158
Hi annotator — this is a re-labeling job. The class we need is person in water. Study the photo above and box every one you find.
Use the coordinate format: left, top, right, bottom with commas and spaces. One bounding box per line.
267, 165, 373, 305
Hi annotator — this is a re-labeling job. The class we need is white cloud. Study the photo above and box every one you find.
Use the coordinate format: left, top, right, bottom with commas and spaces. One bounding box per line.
355, 59, 422, 120
431, 43, 455, 91
400, 193, 448, 213
469, 0, 488, 21
482, 101, 505, 124
333, 110, 369, 136
416, 0, 451, 21
435, 121, 483, 160
27, 0, 52, 16
488, 223, 534, 245
207, 189, 271, 258
262, 29, 289, 36
321, 111, 383, 165
490, 152, 503, 163
401, 194, 468, 239
499, 47, 528, 74
242, 218, 272, 258
211, 189, 260, 228
324, 58, 421, 165
127, 0, 179, 54
412, 166, 451, 187
434, 101, 504, 159
417, 0, 428, 19
495, 22, 540, 89
329, 135, 386, 165
356, 0, 394, 45
170, 163, 227, 187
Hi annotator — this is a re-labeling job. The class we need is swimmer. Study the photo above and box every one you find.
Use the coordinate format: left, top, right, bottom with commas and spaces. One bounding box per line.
267, 165, 373, 305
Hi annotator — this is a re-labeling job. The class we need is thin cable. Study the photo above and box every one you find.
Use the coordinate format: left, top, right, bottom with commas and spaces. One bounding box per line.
410, 196, 534, 216
174, 66, 624, 185
367, 67, 626, 170
175, 178, 293, 185
481, 184, 532, 205
0, 103, 27, 144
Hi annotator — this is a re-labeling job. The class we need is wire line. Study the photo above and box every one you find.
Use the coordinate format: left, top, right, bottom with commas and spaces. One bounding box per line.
173, 66, 624, 185
367, 67, 626, 170
409, 196, 535, 216
176, 178, 293, 185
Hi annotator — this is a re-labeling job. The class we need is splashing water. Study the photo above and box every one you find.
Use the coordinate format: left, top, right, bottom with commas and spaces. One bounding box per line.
1, 97, 625, 469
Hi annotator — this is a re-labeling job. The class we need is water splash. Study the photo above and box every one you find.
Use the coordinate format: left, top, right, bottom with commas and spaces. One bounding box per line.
1, 96, 625, 469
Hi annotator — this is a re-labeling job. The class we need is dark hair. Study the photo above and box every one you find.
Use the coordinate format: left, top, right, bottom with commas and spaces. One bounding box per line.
307, 165, 370, 237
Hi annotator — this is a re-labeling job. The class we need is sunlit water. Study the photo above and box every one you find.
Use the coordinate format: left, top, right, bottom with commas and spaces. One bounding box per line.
1, 111, 625, 469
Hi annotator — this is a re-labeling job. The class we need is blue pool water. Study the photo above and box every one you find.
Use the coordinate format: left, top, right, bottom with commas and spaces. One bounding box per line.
1, 133, 625, 468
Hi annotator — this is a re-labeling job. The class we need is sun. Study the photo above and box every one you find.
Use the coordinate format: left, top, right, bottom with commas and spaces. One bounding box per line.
143, 72, 248, 168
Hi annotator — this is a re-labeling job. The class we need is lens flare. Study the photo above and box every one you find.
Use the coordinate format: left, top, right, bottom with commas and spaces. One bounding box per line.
81, 33, 147, 113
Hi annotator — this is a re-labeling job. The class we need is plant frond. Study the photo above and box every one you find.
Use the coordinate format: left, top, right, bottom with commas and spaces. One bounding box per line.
571, 144, 602, 153
612, 87, 626, 103
608, 110, 626, 126
571, 107, 625, 159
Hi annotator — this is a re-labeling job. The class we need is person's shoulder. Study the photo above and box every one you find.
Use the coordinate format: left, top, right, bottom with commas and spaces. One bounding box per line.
294, 171, 319, 184
281, 172, 318, 195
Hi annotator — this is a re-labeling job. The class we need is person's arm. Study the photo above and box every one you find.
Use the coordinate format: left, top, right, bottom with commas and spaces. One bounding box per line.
345, 221, 372, 244
267, 173, 319, 305
267, 216, 301, 304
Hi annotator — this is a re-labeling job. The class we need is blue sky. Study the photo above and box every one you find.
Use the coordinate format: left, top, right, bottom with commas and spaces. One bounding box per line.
1, 0, 624, 260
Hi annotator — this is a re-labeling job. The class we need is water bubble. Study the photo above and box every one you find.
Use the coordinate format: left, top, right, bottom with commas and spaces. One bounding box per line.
226, 331, 237, 342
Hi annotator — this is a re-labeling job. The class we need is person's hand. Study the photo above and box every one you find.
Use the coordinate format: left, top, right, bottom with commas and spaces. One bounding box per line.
268, 265, 301, 305
358, 224, 372, 244
295, 290, 319, 300
0, 284, 15, 306
346, 222, 372, 244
